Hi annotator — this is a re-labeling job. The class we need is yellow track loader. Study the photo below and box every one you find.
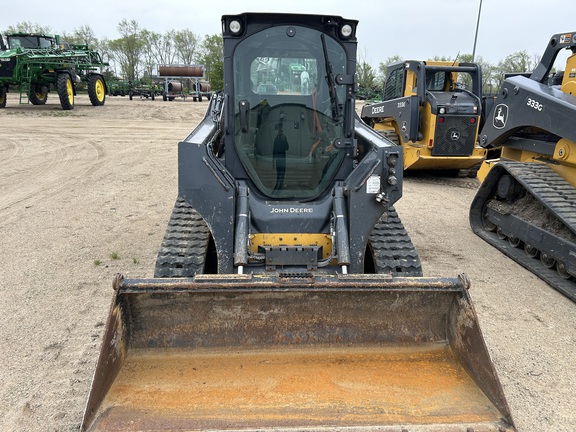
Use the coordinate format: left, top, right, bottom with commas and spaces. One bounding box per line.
470, 31, 576, 302
81, 13, 515, 431
361, 60, 487, 174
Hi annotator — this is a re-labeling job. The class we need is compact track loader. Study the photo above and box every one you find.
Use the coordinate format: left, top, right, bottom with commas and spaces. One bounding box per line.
81, 13, 514, 431
470, 31, 576, 302
361, 61, 487, 173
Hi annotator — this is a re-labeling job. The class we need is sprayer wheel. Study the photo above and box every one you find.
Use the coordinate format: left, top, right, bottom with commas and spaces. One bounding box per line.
57, 73, 74, 110
29, 85, 48, 105
88, 75, 106, 106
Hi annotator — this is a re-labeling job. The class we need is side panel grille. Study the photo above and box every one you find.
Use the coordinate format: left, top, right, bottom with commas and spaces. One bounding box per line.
433, 116, 478, 156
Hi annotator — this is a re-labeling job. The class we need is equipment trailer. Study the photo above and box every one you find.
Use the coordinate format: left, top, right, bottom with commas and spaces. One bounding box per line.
81, 13, 515, 431
0, 33, 108, 110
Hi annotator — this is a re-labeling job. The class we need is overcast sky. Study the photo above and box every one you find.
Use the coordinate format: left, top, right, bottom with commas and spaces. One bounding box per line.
2, 0, 575, 67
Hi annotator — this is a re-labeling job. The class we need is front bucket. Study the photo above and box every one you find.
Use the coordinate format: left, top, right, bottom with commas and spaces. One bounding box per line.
81, 273, 515, 431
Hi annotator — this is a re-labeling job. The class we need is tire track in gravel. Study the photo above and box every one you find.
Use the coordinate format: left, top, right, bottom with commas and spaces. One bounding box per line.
0, 183, 108, 432
0, 120, 156, 226
0, 136, 25, 162
0, 131, 174, 432
1, 317, 104, 432
2, 96, 574, 432
0, 134, 104, 217
0, 96, 205, 432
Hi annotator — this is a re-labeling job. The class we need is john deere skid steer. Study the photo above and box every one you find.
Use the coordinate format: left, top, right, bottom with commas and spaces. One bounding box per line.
81, 13, 515, 431
361, 60, 487, 173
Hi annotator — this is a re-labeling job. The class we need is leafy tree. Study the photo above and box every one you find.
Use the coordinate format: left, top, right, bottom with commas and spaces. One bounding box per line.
141, 30, 178, 79
210, 61, 224, 92
498, 50, 534, 73
430, 55, 453, 62
98, 38, 115, 71
141, 30, 160, 80
377, 55, 403, 85
108, 19, 145, 81
6, 18, 556, 99
174, 29, 201, 65
452, 53, 498, 95
199, 34, 223, 90
60, 25, 112, 79
357, 60, 378, 100
356, 49, 376, 92
357, 61, 376, 87
456, 53, 473, 63
3, 21, 52, 35
463, 53, 499, 95
494, 50, 536, 90
61, 25, 98, 47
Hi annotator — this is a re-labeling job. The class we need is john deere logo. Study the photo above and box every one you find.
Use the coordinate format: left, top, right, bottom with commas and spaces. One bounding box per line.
493, 104, 508, 129
450, 130, 460, 141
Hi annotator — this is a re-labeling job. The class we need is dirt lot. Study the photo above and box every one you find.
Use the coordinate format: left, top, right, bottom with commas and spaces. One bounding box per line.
0, 93, 574, 432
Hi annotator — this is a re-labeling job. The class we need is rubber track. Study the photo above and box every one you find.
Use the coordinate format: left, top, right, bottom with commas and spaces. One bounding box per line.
154, 197, 211, 277
509, 163, 576, 231
155, 199, 422, 278
471, 161, 576, 301
369, 207, 423, 277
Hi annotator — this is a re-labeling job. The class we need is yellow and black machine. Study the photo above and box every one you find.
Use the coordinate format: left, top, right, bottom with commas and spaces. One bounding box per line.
361, 60, 487, 174
470, 31, 576, 302
80, 13, 515, 431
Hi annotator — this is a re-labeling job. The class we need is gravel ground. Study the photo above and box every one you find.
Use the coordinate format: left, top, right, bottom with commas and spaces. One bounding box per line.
0, 94, 574, 431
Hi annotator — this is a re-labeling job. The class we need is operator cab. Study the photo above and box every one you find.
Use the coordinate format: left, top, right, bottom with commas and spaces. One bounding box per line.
231, 22, 350, 199
7, 34, 56, 50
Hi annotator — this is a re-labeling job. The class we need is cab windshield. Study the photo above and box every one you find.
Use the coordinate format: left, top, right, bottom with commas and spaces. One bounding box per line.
8, 35, 54, 49
233, 25, 347, 199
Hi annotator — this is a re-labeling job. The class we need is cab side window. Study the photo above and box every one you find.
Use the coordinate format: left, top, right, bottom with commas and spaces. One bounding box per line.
383, 67, 404, 101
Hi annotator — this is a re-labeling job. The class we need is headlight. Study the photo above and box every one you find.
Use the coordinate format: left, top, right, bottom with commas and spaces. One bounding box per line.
229, 20, 242, 34
340, 24, 353, 38
439, 107, 446, 114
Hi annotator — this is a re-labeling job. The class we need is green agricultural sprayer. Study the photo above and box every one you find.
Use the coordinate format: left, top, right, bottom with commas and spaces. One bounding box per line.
0, 33, 108, 110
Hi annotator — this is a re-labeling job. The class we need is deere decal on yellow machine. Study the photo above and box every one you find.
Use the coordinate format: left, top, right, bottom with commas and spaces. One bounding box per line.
81, 13, 515, 431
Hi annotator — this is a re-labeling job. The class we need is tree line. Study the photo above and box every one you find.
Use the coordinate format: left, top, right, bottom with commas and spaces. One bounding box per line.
358, 50, 545, 99
3, 20, 549, 97
2, 20, 224, 91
